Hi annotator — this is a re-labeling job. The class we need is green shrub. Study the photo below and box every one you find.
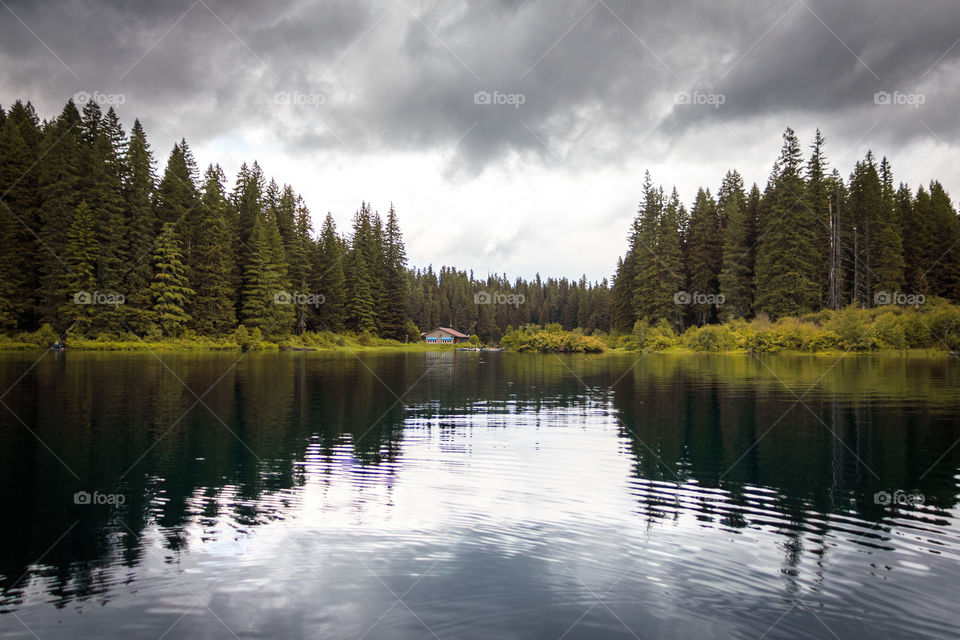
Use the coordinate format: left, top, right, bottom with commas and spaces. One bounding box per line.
899, 312, 932, 348
828, 306, 876, 350
500, 325, 605, 352
683, 324, 738, 352
806, 329, 842, 351
926, 306, 960, 351
26, 324, 59, 348
872, 312, 906, 349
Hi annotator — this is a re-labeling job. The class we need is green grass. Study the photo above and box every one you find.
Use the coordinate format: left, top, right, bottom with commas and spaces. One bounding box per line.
614, 300, 960, 354
4, 301, 959, 355
0, 327, 465, 352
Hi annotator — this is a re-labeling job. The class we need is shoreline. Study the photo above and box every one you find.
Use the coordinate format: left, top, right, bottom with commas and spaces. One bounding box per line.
0, 342, 953, 357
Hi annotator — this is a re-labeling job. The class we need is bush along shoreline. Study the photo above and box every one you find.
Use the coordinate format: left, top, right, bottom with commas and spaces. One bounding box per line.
616, 301, 960, 353
1, 302, 958, 354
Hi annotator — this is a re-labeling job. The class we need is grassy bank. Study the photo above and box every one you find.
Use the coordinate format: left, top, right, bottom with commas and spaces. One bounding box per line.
612, 302, 960, 354
0, 326, 467, 352
2, 302, 958, 355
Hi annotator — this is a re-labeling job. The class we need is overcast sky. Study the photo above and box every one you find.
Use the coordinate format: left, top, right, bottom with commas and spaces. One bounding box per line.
2, 0, 958, 281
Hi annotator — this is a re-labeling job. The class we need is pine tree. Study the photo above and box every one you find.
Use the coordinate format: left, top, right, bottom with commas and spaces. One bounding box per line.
150, 223, 193, 336
155, 140, 199, 229
872, 157, 905, 299
611, 256, 634, 331
0, 101, 42, 328
0, 202, 19, 332
190, 165, 237, 334
631, 172, 661, 320
927, 181, 960, 301
684, 187, 721, 325
345, 204, 378, 333
240, 211, 293, 337
75, 104, 127, 323
650, 188, 687, 327
806, 129, 830, 304
381, 203, 409, 340
122, 118, 157, 331
289, 196, 314, 335
754, 128, 821, 318
718, 175, 752, 319
825, 169, 849, 309
313, 212, 347, 332
36, 100, 82, 325
847, 153, 883, 306
60, 201, 99, 334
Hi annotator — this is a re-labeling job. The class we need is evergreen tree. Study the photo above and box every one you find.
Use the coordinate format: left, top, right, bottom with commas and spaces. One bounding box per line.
74, 103, 127, 324
754, 128, 821, 318
0, 200, 19, 331
0, 101, 42, 327
313, 212, 347, 332
240, 211, 293, 336
345, 204, 378, 333
631, 172, 662, 320
36, 100, 82, 325
122, 118, 157, 331
155, 140, 199, 229
873, 157, 905, 298
684, 187, 721, 325
806, 129, 830, 304
650, 187, 687, 327
190, 165, 237, 334
289, 196, 313, 335
718, 174, 752, 319
847, 153, 883, 306
150, 222, 193, 336
381, 203, 409, 340
927, 181, 960, 301
60, 201, 99, 334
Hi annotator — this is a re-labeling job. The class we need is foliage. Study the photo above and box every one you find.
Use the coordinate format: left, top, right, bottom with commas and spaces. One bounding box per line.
500, 325, 605, 353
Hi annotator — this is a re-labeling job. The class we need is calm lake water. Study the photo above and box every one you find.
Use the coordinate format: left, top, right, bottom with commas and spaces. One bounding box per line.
0, 350, 958, 639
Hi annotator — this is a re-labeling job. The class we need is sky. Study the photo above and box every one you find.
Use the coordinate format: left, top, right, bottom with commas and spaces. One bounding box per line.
2, 0, 958, 281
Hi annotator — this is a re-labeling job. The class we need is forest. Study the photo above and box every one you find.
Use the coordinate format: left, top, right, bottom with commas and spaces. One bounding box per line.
0, 98, 958, 347
613, 128, 960, 332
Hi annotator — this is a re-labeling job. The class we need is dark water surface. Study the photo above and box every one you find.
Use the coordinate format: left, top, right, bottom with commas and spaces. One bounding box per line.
0, 351, 958, 639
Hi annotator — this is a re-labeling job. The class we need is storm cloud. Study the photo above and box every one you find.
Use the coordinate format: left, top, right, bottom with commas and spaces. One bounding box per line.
2, 0, 958, 278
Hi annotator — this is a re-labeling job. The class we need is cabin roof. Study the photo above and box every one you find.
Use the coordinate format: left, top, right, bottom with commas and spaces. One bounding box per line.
421, 327, 469, 338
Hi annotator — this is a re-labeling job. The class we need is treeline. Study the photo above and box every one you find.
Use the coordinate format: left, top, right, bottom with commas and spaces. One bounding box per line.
0, 97, 613, 343
3, 98, 959, 345
0, 98, 416, 339
612, 128, 960, 331
408, 268, 610, 344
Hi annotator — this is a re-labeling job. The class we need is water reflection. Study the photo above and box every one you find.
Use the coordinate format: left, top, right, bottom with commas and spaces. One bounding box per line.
0, 351, 958, 639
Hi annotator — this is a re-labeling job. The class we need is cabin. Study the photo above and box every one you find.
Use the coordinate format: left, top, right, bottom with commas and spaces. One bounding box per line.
421, 327, 469, 344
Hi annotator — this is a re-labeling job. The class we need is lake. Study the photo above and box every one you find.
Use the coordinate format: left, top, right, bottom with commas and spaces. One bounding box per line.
0, 350, 958, 639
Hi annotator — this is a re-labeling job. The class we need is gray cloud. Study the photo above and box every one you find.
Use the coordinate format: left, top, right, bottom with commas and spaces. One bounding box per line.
1, 0, 958, 280
3, 0, 958, 169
